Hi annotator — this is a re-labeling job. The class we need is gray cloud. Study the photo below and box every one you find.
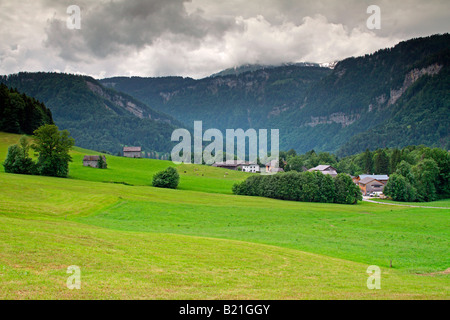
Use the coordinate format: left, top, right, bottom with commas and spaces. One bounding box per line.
44, 0, 238, 60
0, 0, 449, 78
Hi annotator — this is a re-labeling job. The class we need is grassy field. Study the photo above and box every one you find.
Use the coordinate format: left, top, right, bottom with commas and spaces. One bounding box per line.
0, 133, 251, 195
0, 132, 449, 299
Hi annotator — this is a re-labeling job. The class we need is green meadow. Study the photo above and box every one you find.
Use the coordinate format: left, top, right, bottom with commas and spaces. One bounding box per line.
0, 132, 449, 299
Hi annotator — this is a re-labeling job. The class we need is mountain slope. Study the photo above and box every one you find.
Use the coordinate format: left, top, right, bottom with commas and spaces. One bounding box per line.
101, 34, 450, 155
280, 34, 450, 155
0, 72, 182, 154
100, 65, 332, 131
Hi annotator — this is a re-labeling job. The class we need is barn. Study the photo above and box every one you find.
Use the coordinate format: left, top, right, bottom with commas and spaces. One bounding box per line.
123, 146, 142, 158
83, 155, 107, 168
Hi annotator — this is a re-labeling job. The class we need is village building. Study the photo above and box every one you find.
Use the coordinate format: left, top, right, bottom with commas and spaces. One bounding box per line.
353, 174, 389, 185
357, 177, 387, 196
265, 159, 284, 173
242, 163, 260, 173
83, 155, 107, 168
212, 160, 260, 172
123, 146, 142, 158
307, 165, 338, 177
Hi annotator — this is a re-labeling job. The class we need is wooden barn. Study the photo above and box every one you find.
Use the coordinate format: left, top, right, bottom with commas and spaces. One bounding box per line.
123, 146, 142, 158
83, 155, 107, 168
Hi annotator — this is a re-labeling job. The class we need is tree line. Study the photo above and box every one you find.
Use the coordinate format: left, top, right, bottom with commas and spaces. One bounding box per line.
277, 145, 449, 202
0, 84, 54, 134
384, 151, 449, 202
233, 171, 362, 205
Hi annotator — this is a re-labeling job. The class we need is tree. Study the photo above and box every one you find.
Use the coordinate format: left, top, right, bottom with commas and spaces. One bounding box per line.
390, 148, 402, 172
412, 159, 440, 202
97, 155, 107, 169
32, 125, 74, 178
396, 160, 415, 184
3, 136, 36, 175
286, 155, 303, 172
423, 148, 450, 198
314, 171, 336, 203
152, 167, 180, 189
383, 173, 416, 202
374, 149, 390, 174
334, 173, 362, 204
363, 149, 374, 174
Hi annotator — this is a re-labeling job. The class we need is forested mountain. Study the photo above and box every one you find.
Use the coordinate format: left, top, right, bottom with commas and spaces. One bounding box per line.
282, 34, 450, 155
0, 84, 54, 134
100, 65, 332, 132
101, 34, 450, 155
0, 72, 182, 155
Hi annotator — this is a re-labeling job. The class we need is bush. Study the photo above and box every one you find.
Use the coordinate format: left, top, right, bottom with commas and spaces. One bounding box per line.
97, 155, 107, 169
152, 167, 180, 189
3, 136, 36, 175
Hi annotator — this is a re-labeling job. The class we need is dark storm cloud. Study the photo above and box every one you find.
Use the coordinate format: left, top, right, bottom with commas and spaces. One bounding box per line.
44, 0, 238, 60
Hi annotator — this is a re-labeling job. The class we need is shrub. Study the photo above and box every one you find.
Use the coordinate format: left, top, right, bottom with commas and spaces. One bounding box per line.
152, 167, 180, 189
3, 136, 36, 175
97, 155, 107, 169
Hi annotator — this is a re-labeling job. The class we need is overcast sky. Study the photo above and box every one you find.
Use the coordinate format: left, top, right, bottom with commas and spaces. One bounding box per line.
1, 0, 449, 79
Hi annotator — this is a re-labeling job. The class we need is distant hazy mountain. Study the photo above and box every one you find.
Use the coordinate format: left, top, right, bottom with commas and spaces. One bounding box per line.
101, 34, 450, 155
0, 72, 182, 154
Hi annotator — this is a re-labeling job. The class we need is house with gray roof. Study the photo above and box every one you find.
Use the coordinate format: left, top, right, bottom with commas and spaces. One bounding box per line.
307, 165, 338, 177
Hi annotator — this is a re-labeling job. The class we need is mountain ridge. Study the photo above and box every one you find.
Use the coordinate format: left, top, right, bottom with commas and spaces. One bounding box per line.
100, 33, 450, 155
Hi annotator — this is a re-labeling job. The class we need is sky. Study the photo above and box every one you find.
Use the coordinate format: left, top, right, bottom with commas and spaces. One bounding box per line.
0, 0, 449, 79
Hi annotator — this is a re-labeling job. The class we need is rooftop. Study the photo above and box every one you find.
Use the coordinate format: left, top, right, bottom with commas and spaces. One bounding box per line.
359, 177, 385, 185
308, 165, 337, 172
83, 155, 106, 161
123, 146, 141, 152
212, 160, 256, 167
358, 174, 389, 180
